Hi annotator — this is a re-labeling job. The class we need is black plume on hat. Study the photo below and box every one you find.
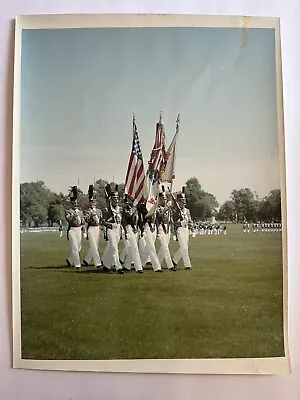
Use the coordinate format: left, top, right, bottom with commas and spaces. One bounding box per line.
159, 185, 167, 198
110, 184, 119, 198
88, 185, 94, 201
70, 186, 78, 201
177, 186, 186, 200
105, 184, 112, 197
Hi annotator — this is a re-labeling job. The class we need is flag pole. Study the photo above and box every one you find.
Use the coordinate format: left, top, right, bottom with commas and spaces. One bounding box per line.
170, 113, 180, 193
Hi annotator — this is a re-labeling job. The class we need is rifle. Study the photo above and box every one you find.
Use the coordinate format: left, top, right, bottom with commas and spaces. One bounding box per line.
121, 204, 130, 240
103, 187, 111, 240
137, 203, 147, 237
104, 186, 118, 225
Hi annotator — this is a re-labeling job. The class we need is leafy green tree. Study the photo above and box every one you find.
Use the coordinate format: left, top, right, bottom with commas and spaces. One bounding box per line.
184, 177, 218, 220
20, 181, 53, 227
258, 189, 281, 222
217, 200, 235, 222
47, 203, 65, 226
230, 188, 258, 222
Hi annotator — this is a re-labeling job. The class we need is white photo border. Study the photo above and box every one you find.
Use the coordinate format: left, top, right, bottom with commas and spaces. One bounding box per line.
12, 13, 290, 375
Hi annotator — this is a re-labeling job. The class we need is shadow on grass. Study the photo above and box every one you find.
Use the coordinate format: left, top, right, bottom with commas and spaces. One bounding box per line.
28, 265, 116, 274
29, 265, 74, 270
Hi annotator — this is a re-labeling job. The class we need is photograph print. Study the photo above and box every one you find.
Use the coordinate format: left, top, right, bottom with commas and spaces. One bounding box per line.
13, 14, 290, 374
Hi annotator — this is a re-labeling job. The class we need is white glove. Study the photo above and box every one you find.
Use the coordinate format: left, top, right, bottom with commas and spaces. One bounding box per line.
83, 232, 87, 239
112, 223, 118, 229
173, 235, 177, 241
181, 220, 186, 227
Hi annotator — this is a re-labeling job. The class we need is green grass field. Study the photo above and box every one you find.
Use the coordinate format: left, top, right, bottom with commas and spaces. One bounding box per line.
20, 224, 284, 360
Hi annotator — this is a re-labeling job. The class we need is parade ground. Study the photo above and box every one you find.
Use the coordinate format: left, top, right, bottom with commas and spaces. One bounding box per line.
20, 224, 284, 360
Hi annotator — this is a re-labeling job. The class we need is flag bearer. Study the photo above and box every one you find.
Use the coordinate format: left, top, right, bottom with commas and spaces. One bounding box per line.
138, 203, 163, 272
156, 187, 174, 271
121, 194, 143, 273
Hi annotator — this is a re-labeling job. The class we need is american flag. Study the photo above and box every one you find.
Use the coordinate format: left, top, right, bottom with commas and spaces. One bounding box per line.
124, 119, 145, 206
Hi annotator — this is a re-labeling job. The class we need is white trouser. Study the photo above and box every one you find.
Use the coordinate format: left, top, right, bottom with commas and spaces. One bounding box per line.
67, 227, 82, 268
139, 226, 161, 271
145, 228, 157, 263
119, 245, 127, 264
123, 226, 143, 271
157, 226, 174, 270
84, 226, 101, 267
102, 226, 122, 271
173, 227, 192, 269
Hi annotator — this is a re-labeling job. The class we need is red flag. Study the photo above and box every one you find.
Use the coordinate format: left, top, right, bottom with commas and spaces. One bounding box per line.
145, 117, 166, 215
124, 118, 145, 206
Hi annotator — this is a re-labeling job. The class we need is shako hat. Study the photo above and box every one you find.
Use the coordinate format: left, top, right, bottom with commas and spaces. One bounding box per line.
159, 185, 168, 199
69, 186, 78, 202
88, 184, 95, 202
177, 186, 186, 200
105, 184, 119, 199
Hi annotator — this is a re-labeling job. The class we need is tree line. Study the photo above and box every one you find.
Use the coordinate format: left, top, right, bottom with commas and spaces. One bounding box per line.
19, 178, 281, 228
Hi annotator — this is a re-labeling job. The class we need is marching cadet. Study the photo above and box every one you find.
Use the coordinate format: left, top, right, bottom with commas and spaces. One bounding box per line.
65, 186, 85, 270
223, 224, 227, 235
156, 187, 174, 271
101, 184, 124, 274
82, 185, 103, 268
138, 203, 163, 272
121, 194, 143, 273
171, 187, 193, 270
58, 219, 63, 238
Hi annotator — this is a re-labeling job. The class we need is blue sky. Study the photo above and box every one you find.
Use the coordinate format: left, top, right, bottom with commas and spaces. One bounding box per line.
20, 27, 279, 204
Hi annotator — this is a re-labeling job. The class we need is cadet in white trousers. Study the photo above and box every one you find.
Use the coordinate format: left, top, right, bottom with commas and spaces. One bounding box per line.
138, 203, 162, 272
65, 186, 85, 269
172, 187, 193, 270
121, 195, 143, 273
82, 185, 102, 268
156, 187, 176, 271
101, 184, 124, 274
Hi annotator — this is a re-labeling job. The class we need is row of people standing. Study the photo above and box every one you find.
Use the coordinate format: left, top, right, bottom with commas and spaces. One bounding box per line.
64, 185, 193, 274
